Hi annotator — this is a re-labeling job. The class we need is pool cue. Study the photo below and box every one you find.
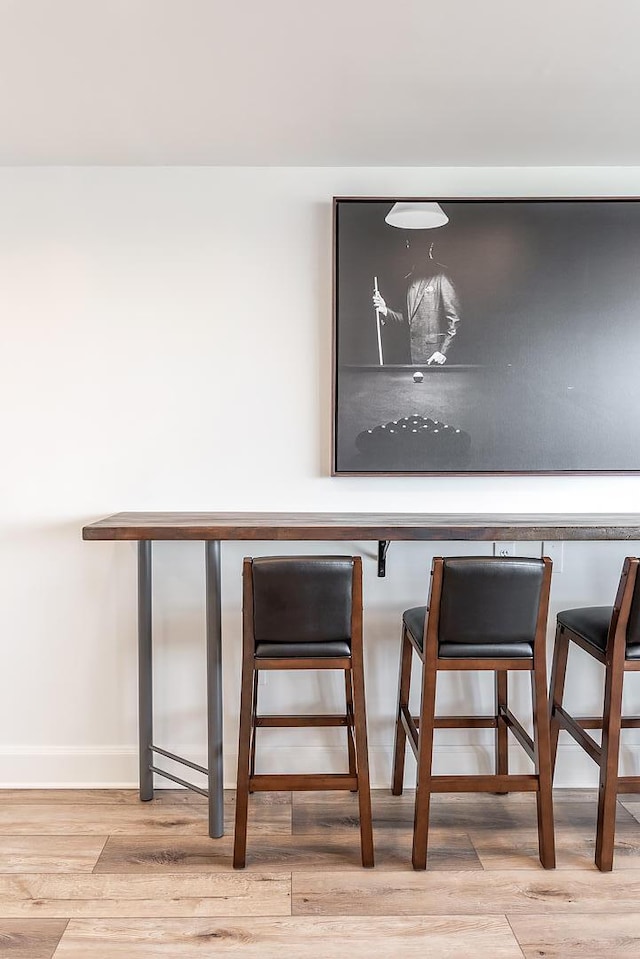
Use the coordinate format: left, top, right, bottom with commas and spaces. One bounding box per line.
374, 275, 384, 366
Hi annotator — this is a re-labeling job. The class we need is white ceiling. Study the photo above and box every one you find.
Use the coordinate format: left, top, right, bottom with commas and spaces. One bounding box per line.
1, 0, 639, 166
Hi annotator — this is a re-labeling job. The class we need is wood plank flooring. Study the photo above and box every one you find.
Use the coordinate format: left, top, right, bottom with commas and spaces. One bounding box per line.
1, 788, 640, 957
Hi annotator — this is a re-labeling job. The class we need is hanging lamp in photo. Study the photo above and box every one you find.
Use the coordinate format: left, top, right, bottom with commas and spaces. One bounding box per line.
384, 201, 448, 229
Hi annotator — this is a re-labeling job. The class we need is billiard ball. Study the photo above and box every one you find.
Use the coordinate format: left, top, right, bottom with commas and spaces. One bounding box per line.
413, 371, 423, 383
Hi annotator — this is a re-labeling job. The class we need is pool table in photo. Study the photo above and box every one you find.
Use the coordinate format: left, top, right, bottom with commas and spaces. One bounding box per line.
334, 363, 640, 474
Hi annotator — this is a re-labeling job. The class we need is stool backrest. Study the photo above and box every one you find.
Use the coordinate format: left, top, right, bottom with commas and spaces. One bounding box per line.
434, 556, 550, 650
247, 556, 356, 647
626, 571, 640, 646
608, 557, 640, 652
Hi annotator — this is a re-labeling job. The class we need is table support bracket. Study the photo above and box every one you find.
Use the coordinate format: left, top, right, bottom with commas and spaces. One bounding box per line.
378, 540, 390, 577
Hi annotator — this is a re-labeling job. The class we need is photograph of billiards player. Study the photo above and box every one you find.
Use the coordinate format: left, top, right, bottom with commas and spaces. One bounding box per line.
372, 238, 462, 367
334, 198, 640, 474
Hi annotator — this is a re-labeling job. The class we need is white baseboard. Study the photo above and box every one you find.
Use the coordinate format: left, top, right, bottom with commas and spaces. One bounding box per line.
0, 746, 139, 788
2, 741, 639, 789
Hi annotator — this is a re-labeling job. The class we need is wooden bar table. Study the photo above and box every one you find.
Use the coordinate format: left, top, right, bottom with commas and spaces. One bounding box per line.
82, 511, 640, 839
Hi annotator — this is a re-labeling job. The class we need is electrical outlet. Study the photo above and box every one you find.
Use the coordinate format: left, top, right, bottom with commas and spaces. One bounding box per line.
493, 542, 516, 558
542, 541, 564, 572
258, 673, 267, 686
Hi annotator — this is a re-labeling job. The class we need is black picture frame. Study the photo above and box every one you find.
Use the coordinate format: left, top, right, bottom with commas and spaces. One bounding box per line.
332, 195, 640, 476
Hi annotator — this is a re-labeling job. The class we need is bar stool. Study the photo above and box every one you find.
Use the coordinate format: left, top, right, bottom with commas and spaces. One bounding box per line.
233, 555, 374, 868
392, 555, 555, 870
550, 556, 640, 871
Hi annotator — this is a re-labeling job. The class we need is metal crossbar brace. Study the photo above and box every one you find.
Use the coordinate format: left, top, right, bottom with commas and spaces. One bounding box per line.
149, 766, 209, 797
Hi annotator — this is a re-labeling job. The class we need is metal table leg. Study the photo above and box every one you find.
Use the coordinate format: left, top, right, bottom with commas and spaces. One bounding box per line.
138, 541, 154, 801
205, 540, 224, 838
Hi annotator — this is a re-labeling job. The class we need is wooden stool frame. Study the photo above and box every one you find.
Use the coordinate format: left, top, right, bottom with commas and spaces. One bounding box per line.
233, 555, 374, 869
550, 556, 640, 871
392, 556, 555, 870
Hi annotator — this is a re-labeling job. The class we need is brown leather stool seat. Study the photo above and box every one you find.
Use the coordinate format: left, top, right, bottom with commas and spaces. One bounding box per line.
556, 605, 640, 661
233, 555, 373, 869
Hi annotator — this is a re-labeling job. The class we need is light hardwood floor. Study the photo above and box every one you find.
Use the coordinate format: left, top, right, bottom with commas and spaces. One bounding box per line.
2, 788, 640, 957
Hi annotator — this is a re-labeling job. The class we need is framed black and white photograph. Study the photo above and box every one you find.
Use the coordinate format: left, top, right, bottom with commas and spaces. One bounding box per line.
333, 196, 640, 475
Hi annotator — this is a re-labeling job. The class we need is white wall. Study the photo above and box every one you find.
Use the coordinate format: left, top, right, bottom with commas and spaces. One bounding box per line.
2, 165, 640, 789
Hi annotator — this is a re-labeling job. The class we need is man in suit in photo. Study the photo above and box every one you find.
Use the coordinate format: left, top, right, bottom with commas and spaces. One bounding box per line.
373, 240, 461, 365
